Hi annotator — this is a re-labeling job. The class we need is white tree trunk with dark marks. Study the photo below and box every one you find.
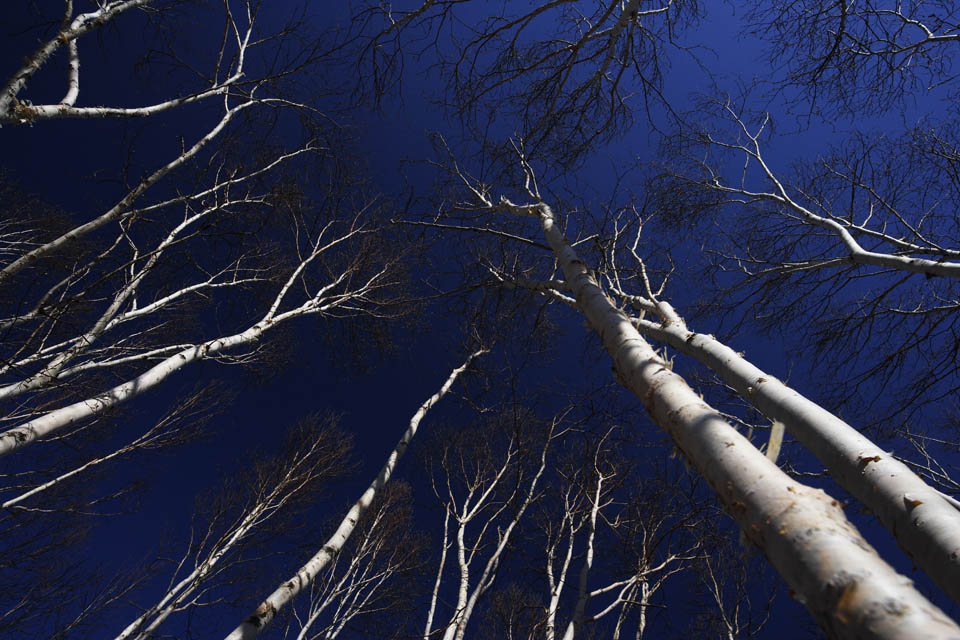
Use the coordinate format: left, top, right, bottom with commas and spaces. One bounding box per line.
485, 191, 960, 639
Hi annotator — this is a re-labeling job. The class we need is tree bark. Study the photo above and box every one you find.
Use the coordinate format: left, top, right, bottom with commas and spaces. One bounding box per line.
502, 197, 960, 639
224, 349, 485, 640
629, 307, 960, 605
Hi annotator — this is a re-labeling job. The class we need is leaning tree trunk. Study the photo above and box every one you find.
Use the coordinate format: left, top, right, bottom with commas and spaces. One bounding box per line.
627, 301, 960, 605
224, 349, 486, 640
499, 197, 960, 639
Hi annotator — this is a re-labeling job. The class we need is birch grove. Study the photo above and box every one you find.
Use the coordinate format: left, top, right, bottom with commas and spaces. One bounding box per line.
4, 0, 960, 637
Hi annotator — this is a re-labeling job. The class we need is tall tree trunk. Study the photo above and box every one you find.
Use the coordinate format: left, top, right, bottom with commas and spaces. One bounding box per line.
500, 197, 960, 639
628, 303, 960, 604
224, 349, 485, 640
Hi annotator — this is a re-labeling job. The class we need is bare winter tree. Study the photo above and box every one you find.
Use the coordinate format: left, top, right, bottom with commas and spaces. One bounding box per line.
285, 482, 424, 640
421, 409, 555, 640
432, 135, 960, 605
686, 533, 778, 640
226, 348, 485, 639
356, 0, 699, 166
0, 0, 330, 125
0, 5, 418, 635
0, 168, 407, 458
420, 148, 960, 638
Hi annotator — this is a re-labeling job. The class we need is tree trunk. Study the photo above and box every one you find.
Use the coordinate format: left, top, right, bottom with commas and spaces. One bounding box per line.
224, 349, 485, 640
504, 198, 960, 639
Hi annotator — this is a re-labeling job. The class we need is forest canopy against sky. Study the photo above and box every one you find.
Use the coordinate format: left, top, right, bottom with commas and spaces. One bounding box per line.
2, 1, 960, 639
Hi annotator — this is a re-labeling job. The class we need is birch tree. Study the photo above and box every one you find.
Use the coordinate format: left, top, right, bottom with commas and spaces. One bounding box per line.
110, 415, 351, 640
0, 382, 222, 637
421, 410, 554, 640
225, 348, 485, 640
285, 482, 423, 640
0, 0, 402, 474
425, 152, 960, 638
688, 536, 777, 640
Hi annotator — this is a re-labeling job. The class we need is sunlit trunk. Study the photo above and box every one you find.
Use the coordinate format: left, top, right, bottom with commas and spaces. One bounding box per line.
505, 198, 960, 639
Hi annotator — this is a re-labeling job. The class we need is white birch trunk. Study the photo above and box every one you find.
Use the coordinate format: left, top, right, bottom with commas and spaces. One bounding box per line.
628, 305, 960, 604
561, 471, 604, 640
544, 515, 577, 640
224, 349, 485, 640
0, 223, 384, 458
0, 324, 260, 457
444, 513, 471, 640
503, 198, 960, 639
422, 508, 450, 640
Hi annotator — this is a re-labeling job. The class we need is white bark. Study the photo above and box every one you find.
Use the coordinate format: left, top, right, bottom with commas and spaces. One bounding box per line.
561, 461, 606, 640
626, 303, 960, 605
441, 432, 550, 640
0, 329, 236, 457
0, 202, 222, 401
503, 265, 960, 607
495, 195, 960, 639
0, 0, 259, 125
0, 223, 384, 458
0, 0, 153, 120
112, 419, 342, 640
422, 508, 450, 640
224, 349, 486, 640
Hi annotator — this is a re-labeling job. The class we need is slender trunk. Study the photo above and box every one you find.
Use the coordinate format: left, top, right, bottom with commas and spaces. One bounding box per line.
423, 508, 450, 640
505, 198, 960, 639
224, 349, 486, 640
0, 322, 264, 457
563, 474, 603, 640
637, 580, 648, 640
545, 522, 576, 640
443, 515, 471, 640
